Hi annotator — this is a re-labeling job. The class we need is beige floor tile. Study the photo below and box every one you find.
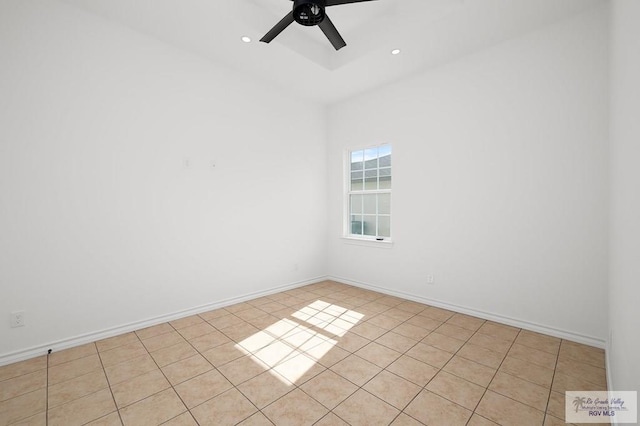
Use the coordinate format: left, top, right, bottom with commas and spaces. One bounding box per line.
543, 414, 568, 426
169, 315, 204, 330
47, 389, 116, 426
85, 411, 123, 425
272, 353, 327, 384
247, 314, 281, 330
236, 307, 269, 321
189, 330, 231, 352
178, 322, 217, 341
330, 354, 381, 386
476, 390, 545, 426
552, 371, 605, 393
384, 308, 415, 322
313, 344, 350, 367
163, 412, 198, 426
99, 341, 148, 368
405, 314, 442, 331
225, 302, 254, 313
468, 333, 513, 355
515, 330, 561, 355
256, 301, 287, 314
467, 414, 500, 426
420, 307, 455, 322
237, 370, 294, 408
111, 369, 170, 408
393, 323, 431, 341
237, 412, 275, 425
103, 353, 157, 385
350, 322, 388, 340
387, 355, 439, 386
0, 369, 46, 402
489, 371, 550, 411
477, 322, 520, 341
333, 389, 400, 426
150, 341, 198, 367
334, 332, 370, 352
161, 354, 213, 385
556, 358, 607, 387
457, 343, 505, 369
559, 341, 605, 368
396, 301, 427, 314
0, 357, 46, 382
207, 313, 245, 330
354, 342, 402, 368
314, 412, 349, 426
442, 355, 496, 387
404, 390, 472, 426
48, 354, 103, 385
135, 323, 173, 340
141, 330, 186, 352
174, 369, 232, 409
508, 343, 558, 369
263, 388, 328, 426
300, 369, 358, 409
426, 371, 485, 410
119, 388, 186, 426
201, 341, 244, 367
48, 343, 97, 366
433, 323, 475, 341
390, 413, 424, 425
0, 388, 46, 426
218, 355, 268, 385
220, 322, 260, 342
546, 390, 566, 420
446, 313, 485, 331
10, 411, 47, 426
363, 370, 422, 410
366, 314, 403, 330
500, 356, 554, 388
375, 331, 418, 353
48, 369, 109, 408
405, 342, 453, 368
96, 333, 139, 352
198, 308, 230, 321
422, 332, 465, 353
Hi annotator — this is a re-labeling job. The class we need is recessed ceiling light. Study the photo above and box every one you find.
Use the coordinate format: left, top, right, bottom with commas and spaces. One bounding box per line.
391, 49, 401, 55
241, 36, 252, 43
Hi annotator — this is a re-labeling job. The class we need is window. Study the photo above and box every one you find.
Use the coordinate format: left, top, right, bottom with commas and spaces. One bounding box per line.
346, 145, 391, 240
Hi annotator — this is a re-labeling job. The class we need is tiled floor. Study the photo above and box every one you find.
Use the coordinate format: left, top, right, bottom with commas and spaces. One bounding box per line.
0, 281, 609, 426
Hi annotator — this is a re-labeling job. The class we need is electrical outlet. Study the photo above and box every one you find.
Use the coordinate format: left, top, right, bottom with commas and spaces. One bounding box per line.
10, 311, 25, 328
427, 275, 435, 285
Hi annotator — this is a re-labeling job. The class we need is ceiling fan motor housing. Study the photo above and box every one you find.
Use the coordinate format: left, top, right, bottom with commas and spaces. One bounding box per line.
293, 0, 326, 26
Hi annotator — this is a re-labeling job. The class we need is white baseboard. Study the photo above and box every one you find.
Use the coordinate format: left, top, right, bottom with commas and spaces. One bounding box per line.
329, 275, 607, 349
0, 276, 329, 367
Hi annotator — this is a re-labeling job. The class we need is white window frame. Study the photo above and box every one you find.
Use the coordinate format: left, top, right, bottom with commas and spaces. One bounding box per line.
344, 144, 392, 243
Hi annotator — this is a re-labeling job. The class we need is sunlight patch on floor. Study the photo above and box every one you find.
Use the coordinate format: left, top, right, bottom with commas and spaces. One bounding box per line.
235, 300, 363, 384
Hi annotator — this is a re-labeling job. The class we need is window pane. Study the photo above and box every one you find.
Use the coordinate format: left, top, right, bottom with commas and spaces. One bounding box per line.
378, 216, 390, 238
363, 215, 376, 236
363, 194, 376, 214
350, 194, 363, 214
379, 175, 391, 189
351, 171, 363, 190
351, 150, 363, 167
364, 158, 378, 170
350, 215, 363, 235
379, 153, 391, 167
378, 193, 390, 214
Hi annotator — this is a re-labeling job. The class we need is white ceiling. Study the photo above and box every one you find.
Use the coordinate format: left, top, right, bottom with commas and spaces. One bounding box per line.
60, 0, 603, 104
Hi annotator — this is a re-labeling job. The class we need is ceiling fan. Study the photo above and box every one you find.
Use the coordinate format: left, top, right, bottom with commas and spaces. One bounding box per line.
260, 0, 377, 51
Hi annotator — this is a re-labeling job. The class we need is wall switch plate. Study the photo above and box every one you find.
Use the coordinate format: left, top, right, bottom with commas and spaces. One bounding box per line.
427, 275, 435, 285
10, 311, 25, 328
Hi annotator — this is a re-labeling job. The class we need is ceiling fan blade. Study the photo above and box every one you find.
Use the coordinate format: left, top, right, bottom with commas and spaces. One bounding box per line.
260, 12, 295, 43
326, 0, 377, 6
318, 15, 346, 50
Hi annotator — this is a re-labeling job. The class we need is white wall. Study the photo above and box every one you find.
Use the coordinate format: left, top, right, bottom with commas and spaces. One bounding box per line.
609, 0, 640, 392
0, 0, 327, 360
327, 6, 610, 343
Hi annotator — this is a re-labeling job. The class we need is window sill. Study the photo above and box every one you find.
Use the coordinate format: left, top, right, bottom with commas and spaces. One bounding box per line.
341, 237, 394, 249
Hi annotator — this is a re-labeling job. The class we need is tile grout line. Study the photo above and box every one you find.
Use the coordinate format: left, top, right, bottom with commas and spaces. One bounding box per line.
94, 341, 126, 426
